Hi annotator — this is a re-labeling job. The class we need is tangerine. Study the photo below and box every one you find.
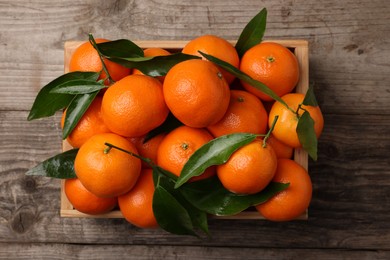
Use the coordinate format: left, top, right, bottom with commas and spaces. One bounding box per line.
240, 42, 299, 101
256, 158, 312, 221
74, 133, 141, 198
157, 125, 215, 182
266, 134, 294, 159
118, 169, 158, 228
163, 59, 230, 128
64, 178, 117, 215
207, 90, 268, 137
128, 133, 166, 168
216, 139, 277, 195
101, 74, 169, 137
69, 38, 131, 84
268, 93, 324, 148
182, 34, 240, 84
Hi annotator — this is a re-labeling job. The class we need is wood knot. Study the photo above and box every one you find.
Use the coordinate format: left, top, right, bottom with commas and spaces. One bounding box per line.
23, 176, 37, 193
343, 44, 358, 52
343, 44, 365, 55
10, 206, 36, 234
281, 7, 291, 19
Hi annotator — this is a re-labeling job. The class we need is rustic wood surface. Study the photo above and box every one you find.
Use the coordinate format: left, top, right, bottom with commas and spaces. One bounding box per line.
0, 0, 389, 259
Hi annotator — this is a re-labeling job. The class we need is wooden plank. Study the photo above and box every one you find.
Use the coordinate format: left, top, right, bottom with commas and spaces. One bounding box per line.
60, 207, 307, 220
0, 243, 389, 260
0, 0, 389, 115
1, 111, 389, 249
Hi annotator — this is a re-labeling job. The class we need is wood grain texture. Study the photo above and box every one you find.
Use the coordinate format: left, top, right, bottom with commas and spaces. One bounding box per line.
1, 0, 390, 257
0, 243, 389, 260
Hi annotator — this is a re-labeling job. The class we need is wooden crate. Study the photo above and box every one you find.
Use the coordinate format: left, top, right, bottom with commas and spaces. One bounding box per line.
60, 39, 309, 220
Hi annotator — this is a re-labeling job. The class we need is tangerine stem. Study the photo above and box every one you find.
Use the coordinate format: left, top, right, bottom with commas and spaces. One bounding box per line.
103, 146, 112, 154
88, 34, 114, 85
295, 103, 302, 115
104, 142, 153, 167
263, 115, 279, 148
295, 103, 308, 119
266, 56, 275, 63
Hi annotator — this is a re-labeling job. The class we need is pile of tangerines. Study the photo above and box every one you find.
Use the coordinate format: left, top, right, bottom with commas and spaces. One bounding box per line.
63, 34, 322, 227
27, 9, 324, 235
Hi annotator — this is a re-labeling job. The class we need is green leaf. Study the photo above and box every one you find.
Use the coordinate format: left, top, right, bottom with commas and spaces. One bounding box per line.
27, 72, 100, 120
152, 167, 208, 236
62, 91, 99, 139
168, 181, 209, 235
199, 52, 290, 108
297, 111, 318, 161
93, 34, 199, 78
152, 176, 197, 236
153, 186, 197, 236
96, 39, 144, 58
180, 200, 209, 235
144, 112, 183, 143
175, 133, 257, 188
180, 176, 289, 216
50, 79, 106, 94
25, 149, 78, 179
235, 8, 267, 57
302, 85, 318, 107
107, 53, 200, 77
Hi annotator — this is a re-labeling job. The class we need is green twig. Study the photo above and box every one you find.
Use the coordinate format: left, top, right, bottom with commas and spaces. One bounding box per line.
89, 34, 114, 84
104, 142, 153, 167
263, 115, 279, 148
295, 103, 309, 119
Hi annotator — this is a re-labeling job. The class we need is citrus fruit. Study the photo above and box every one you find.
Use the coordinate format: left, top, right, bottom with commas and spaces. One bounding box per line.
143, 47, 171, 56
157, 125, 215, 182
101, 74, 169, 137
216, 139, 277, 195
256, 158, 312, 221
74, 133, 141, 198
69, 38, 131, 84
61, 96, 111, 148
207, 89, 268, 137
118, 168, 158, 228
268, 93, 324, 148
266, 134, 294, 159
64, 178, 117, 215
133, 47, 171, 82
128, 133, 166, 168
163, 59, 230, 128
240, 42, 299, 101
182, 34, 240, 84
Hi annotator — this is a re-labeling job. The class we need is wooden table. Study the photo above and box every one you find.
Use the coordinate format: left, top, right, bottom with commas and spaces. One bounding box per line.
1, 0, 389, 259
